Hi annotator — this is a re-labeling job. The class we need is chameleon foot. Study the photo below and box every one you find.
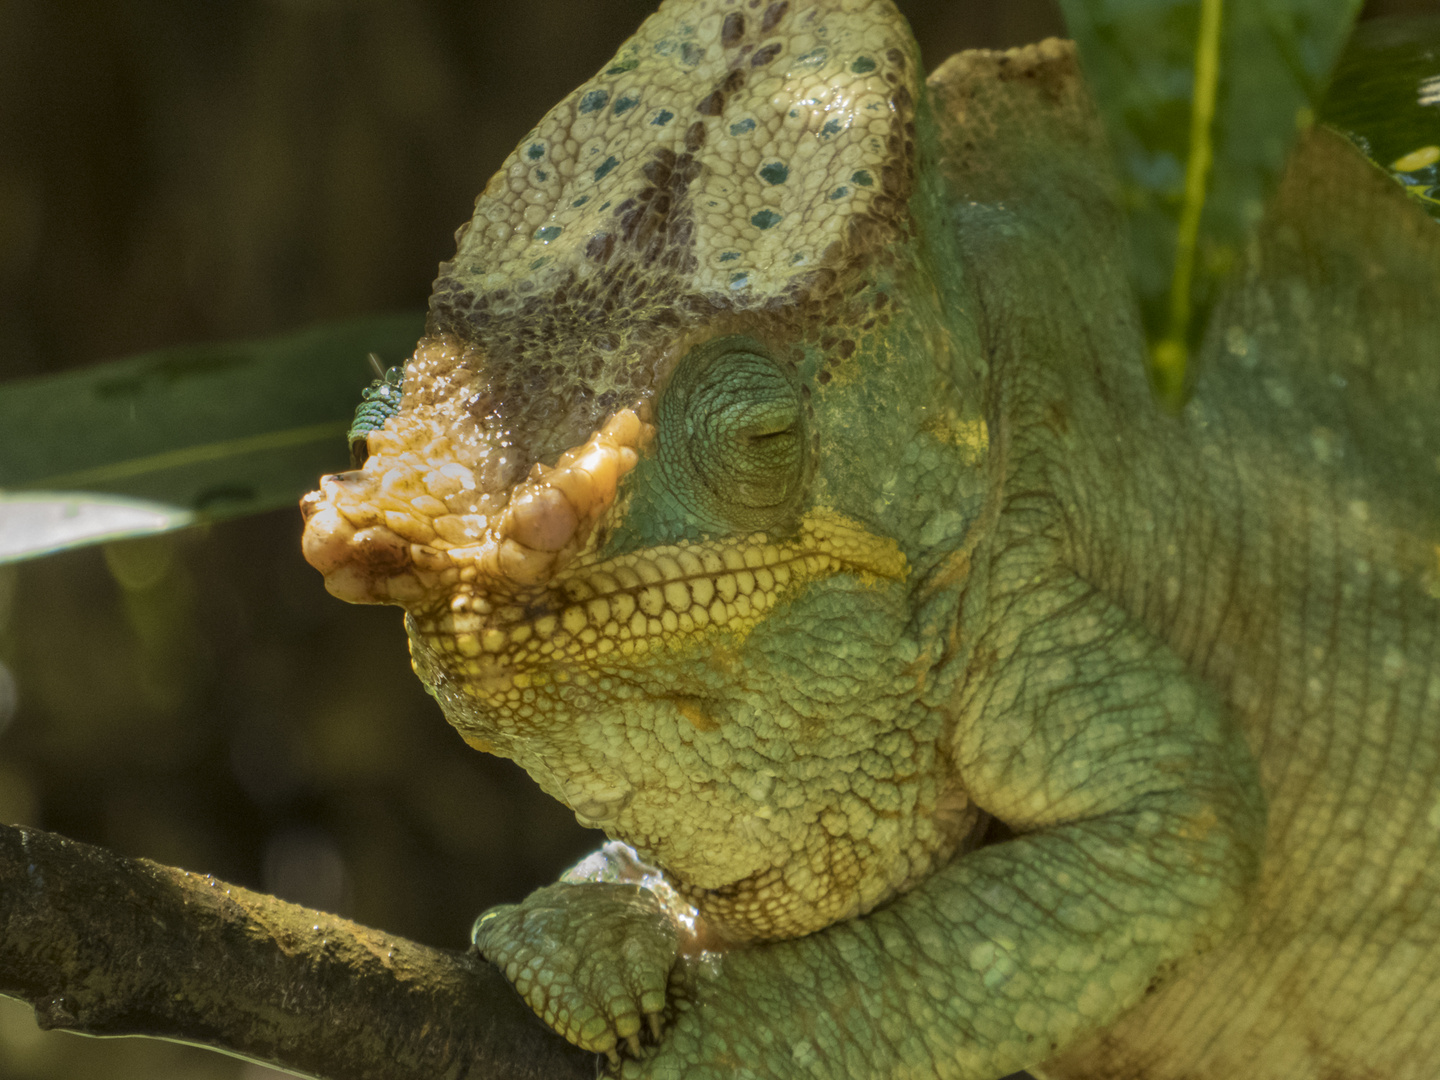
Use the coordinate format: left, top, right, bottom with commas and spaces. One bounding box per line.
473, 881, 680, 1064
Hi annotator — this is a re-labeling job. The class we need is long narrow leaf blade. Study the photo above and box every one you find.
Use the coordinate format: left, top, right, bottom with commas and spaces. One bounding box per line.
1058, 0, 1362, 402
0, 312, 424, 562
0, 493, 195, 561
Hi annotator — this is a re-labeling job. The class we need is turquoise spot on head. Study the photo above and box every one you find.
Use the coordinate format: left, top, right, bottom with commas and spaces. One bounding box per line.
751, 209, 782, 230
651, 109, 675, 126
796, 47, 828, 66
851, 169, 874, 187
613, 94, 640, 115
579, 90, 610, 114
594, 156, 620, 182
730, 118, 756, 135
535, 225, 562, 242
605, 58, 639, 75
850, 55, 877, 74
680, 42, 704, 66
729, 271, 749, 289
527, 143, 545, 161
829, 185, 848, 200
535, 169, 548, 181
572, 195, 590, 208
820, 118, 843, 137
758, 162, 789, 185
718, 250, 740, 262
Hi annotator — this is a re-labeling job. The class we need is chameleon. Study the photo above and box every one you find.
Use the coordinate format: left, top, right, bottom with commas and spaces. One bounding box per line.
299, 1, 1440, 1077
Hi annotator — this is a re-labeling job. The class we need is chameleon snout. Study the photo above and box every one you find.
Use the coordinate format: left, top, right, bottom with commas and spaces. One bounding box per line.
300, 403, 654, 607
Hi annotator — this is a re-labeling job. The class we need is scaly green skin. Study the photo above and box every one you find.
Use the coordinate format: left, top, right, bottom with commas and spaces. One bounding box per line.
301, 3, 1440, 1078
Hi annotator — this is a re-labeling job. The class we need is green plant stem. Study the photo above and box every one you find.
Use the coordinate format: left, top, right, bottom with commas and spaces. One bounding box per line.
1153, 0, 1225, 403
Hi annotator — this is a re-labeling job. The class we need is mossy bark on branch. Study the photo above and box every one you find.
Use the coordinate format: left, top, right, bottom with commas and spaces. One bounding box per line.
0, 823, 595, 1080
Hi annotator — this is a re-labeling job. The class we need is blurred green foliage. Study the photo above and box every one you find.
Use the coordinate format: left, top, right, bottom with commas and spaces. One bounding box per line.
0, 314, 424, 559
1059, 0, 1363, 401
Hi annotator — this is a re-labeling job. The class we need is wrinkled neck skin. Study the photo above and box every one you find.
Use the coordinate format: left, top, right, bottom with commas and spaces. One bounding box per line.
302, 0, 996, 948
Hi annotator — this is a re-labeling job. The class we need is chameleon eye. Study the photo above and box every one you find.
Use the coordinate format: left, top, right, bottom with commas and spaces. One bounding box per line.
657, 336, 808, 532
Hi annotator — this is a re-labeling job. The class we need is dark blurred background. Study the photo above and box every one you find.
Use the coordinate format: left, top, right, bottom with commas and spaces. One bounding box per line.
0, 0, 1430, 1077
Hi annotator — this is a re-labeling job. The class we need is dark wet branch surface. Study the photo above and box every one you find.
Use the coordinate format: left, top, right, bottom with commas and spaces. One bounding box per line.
0, 823, 595, 1080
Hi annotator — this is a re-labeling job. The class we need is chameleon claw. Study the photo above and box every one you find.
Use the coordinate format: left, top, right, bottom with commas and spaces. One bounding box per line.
605, 1048, 621, 1069
626, 1032, 643, 1058
647, 1012, 662, 1042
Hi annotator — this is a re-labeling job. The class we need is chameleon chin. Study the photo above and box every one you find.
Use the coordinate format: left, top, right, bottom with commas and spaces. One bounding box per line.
301, 1, 1440, 1076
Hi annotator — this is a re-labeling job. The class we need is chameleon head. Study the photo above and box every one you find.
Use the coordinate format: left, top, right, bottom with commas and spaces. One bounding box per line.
302, 0, 988, 941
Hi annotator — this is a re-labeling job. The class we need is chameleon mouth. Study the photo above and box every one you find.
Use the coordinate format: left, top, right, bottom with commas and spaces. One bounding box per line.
407, 506, 909, 733
300, 388, 653, 606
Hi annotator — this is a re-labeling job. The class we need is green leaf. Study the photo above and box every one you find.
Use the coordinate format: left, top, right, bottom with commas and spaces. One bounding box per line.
1320, 14, 1440, 223
1058, 0, 1362, 404
0, 312, 425, 563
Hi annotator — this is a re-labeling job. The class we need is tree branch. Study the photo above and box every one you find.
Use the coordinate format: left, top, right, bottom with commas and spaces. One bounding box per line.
0, 823, 596, 1080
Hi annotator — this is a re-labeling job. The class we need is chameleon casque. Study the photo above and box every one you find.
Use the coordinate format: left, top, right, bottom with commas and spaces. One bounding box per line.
299, 1, 1440, 1077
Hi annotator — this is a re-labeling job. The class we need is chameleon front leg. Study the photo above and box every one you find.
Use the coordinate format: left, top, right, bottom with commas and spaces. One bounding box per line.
615, 569, 1266, 1078
473, 842, 691, 1065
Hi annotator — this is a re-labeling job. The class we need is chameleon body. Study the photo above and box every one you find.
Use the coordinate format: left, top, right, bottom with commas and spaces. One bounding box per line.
300, 2, 1440, 1077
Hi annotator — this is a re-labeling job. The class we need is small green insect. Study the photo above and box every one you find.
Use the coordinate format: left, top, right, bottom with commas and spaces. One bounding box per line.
348, 352, 405, 467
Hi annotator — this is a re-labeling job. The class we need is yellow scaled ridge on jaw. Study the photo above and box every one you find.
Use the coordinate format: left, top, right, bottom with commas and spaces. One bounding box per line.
411, 506, 909, 718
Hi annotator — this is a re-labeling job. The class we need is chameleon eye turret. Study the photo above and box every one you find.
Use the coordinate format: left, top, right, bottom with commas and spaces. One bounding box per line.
654, 335, 811, 533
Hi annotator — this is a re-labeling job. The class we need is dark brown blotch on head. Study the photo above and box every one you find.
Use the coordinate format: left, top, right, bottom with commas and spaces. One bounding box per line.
698, 69, 745, 116
586, 232, 616, 263
643, 147, 676, 184
685, 121, 707, 152
761, 1, 788, 32
751, 43, 781, 67
611, 147, 702, 268
722, 12, 745, 47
